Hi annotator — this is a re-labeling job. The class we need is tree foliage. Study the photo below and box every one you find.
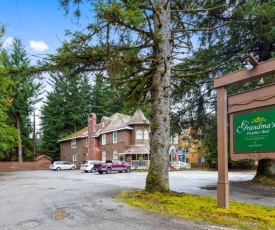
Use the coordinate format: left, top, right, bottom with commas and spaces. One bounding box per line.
171, 0, 275, 174
2, 38, 42, 161
44, 0, 227, 192
0, 25, 20, 159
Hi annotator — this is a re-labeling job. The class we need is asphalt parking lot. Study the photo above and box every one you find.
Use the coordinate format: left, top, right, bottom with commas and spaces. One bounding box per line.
0, 170, 273, 230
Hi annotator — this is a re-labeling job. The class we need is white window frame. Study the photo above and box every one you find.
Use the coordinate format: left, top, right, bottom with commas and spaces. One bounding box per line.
102, 134, 106, 145
72, 155, 78, 165
136, 130, 143, 139
144, 130, 149, 139
71, 139, 76, 148
113, 150, 118, 160
113, 131, 117, 143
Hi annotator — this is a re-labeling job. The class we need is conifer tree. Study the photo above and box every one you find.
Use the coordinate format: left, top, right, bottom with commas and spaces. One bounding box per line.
3, 38, 41, 161
0, 24, 18, 159
49, 0, 226, 192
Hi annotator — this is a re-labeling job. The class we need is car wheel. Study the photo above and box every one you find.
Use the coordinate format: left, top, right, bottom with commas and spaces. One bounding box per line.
119, 171, 122, 173
56, 167, 61, 171
125, 167, 130, 173
98, 170, 103, 174
71, 166, 75, 170
84, 171, 88, 173
106, 168, 111, 174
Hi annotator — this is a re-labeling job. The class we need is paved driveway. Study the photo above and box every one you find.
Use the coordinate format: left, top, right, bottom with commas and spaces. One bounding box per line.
0, 170, 272, 230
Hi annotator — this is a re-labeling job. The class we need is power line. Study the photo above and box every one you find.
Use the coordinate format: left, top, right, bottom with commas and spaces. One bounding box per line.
15, 0, 22, 31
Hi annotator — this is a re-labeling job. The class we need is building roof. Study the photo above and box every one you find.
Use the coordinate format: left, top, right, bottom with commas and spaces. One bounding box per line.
58, 109, 149, 142
58, 127, 88, 142
94, 113, 133, 136
119, 144, 150, 155
127, 109, 149, 125
35, 155, 52, 161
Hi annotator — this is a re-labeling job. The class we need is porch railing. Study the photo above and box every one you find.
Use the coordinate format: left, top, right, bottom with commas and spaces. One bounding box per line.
171, 161, 191, 170
131, 160, 149, 169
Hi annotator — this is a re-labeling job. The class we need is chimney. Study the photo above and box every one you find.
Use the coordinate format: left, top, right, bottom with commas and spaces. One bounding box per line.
88, 113, 98, 160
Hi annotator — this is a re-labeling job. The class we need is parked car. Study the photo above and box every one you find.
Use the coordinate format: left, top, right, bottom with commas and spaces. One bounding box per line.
93, 159, 131, 174
49, 161, 76, 171
80, 160, 103, 173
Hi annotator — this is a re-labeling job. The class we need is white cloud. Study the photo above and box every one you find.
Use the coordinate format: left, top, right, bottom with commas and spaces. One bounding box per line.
29, 40, 49, 52
2, 37, 14, 48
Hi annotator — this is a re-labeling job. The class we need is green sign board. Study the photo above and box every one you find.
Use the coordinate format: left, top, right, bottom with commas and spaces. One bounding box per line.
233, 106, 275, 154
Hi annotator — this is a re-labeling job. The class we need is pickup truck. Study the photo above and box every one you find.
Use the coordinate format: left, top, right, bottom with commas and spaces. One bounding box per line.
93, 160, 131, 174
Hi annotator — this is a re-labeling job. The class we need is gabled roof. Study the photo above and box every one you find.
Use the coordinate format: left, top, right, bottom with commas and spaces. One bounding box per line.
58, 109, 149, 142
35, 155, 52, 161
94, 113, 132, 136
127, 109, 149, 125
58, 127, 88, 142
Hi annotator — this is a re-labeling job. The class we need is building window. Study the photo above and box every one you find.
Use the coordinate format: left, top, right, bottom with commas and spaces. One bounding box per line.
198, 157, 205, 163
173, 133, 178, 144
113, 150, 118, 160
102, 151, 106, 162
73, 155, 78, 165
136, 130, 143, 139
144, 130, 149, 139
113, 131, 117, 143
86, 137, 88, 147
71, 139, 76, 148
102, 134, 106, 145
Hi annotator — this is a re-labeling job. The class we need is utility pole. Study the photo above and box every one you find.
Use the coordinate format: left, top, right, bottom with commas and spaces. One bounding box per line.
33, 112, 36, 162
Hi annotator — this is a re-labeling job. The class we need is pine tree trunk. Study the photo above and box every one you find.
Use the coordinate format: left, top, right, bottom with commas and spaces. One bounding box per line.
255, 159, 275, 178
17, 117, 23, 162
145, 0, 171, 193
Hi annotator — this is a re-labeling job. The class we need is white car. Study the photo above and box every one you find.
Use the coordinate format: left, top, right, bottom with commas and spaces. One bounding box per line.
49, 161, 76, 171
80, 160, 103, 173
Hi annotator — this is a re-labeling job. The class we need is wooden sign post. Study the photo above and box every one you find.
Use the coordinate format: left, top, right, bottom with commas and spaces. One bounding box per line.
214, 57, 275, 209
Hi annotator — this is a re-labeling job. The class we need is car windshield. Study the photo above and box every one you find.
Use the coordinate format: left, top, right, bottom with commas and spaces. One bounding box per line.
82, 161, 88, 164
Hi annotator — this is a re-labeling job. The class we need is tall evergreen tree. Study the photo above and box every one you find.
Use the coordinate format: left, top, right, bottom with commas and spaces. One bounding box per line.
0, 24, 18, 159
173, 0, 275, 177
42, 0, 226, 192
40, 70, 94, 160
3, 38, 41, 161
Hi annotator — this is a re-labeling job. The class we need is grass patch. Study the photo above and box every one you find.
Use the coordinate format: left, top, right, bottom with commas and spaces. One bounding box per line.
116, 190, 275, 230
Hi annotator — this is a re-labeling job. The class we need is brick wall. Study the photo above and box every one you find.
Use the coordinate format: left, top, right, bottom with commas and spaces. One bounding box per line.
60, 138, 87, 168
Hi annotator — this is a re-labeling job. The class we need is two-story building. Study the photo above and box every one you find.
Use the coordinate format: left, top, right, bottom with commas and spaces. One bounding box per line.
59, 109, 179, 168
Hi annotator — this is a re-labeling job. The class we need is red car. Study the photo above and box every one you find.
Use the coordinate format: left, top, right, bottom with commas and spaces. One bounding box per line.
93, 160, 131, 174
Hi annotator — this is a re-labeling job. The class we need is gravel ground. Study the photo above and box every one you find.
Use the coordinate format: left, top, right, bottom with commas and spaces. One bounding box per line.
0, 170, 273, 230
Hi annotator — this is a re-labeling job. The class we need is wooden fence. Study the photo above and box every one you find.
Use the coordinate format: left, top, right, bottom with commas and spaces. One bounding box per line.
0, 160, 51, 172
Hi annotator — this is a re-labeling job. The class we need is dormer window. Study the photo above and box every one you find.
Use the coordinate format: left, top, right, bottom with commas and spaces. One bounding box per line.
136, 130, 143, 139
113, 131, 117, 143
102, 134, 106, 145
71, 139, 76, 148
